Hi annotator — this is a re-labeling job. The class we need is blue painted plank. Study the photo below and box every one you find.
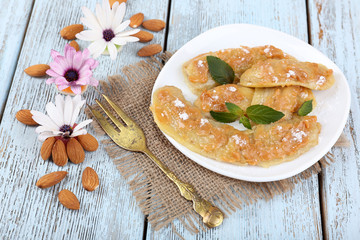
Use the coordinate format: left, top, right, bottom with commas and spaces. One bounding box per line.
0, 0, 34, 119
308, 0, 360, 239
147, 0, 322, 238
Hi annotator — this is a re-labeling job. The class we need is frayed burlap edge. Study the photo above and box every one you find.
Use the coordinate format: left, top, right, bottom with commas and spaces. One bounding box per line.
86, 52, 349, 237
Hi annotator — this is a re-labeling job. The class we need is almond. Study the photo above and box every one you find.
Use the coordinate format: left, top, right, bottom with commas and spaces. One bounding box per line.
69, 40, 80, 51
129, 13, 144, 28
142, 19, 166, 32
36, 171, 67, 188
67, 138, 85, 164
131, 30, 154, 43
15, 109, 38, 125
52, 139, 68, 166
40, 137, 56, 160
60, 24, 83, 40
137, 44, 162, 57
58, 189, 80, 210
77, 134, 99, 152
82, 167, 99, 191
24, 64, 50, 77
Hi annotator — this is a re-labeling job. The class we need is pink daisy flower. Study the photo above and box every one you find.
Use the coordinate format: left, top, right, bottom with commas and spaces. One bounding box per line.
46, 44, 99, 95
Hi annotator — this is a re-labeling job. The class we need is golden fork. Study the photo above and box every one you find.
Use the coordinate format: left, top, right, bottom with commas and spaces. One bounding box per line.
88, 94, 224, 228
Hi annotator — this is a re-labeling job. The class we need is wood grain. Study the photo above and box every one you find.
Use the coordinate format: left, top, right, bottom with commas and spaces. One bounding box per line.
148, 0, 322, 238
307, 0, 360, 239
0, 0, 34, 119
0, 0, 169, 238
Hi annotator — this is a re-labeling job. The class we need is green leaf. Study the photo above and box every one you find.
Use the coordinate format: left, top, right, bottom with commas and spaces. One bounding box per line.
206, 56, 235, 84
210, 111, 238, 123
298, 100, 313, 116
239, 116, 252, 129
225, 102, 244, 116
246, 105, 284, 124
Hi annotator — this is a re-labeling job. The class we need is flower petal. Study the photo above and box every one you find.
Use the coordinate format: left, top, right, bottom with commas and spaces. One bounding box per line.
31, 110, 59, 130
115, 29, 140, 37
76, 30, 102, 42
73, 119, 93, 132
46, 78, 56, 84
96, 3, 107, 29
46, 102, 63, 127
49, 61, 66, 76
112, 2, 126, 29
63, 95, 73, 125
107, 43, 118, 60
46, 69, 61, 78
51, 50, 61, 59
35, 126, 51, 134
55, 95, 65, 124
70, 85, 82, 95
72, 50, 84, 70
114, 20, 130, 34
88, 39, 107, 58
70, 96, 85, 126
71, 129, 87, 137
55, 77, 68, 86
38, 132, 58, 142
81, 6, 103, 31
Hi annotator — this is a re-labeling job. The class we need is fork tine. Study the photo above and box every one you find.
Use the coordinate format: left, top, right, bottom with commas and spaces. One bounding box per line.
95, 99, 125, 131
87, 104, 119, 137
102, 94, 134, 126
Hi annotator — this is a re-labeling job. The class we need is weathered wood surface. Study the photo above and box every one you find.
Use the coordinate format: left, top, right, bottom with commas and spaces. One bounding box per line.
0, 0, 359, 239
0, 0, 169, 239
308, 0, 360, 239
147, 0, 322, 238
0, 0, 34, 119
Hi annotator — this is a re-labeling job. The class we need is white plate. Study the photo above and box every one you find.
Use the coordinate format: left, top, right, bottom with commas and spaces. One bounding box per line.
151, 24, 351, 182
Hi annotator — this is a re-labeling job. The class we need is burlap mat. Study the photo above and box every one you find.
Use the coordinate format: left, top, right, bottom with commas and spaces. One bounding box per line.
87, 52, 349, 237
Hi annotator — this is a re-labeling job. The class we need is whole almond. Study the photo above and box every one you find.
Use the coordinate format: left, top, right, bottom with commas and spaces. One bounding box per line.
131, 30, 153, 43
36, 171, 67, 188
130, 13, 144, 28
52, 139, 68, 166
82, 167, 99, 191
58, 189, 80, 210
109, 0, 127, 7
15, 109, 38, 125
24, 64, 50, 77
60, 24, 83, 40
67, 138, 85, 164
41, 137, 56, 160
142, 19, 166, 32
69, 40, 80, 51
137, 44, 162, 57
77, 134, 99, 152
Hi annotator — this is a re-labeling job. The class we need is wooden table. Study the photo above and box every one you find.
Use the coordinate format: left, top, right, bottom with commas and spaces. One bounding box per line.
0, 0, 359, 239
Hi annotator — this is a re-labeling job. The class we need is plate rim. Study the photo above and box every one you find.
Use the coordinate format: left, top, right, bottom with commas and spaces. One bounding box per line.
151, 23, 351, 182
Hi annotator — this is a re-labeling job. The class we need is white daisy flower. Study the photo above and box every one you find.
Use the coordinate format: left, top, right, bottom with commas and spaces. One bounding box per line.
76, 0, 140, 60
31, 95, 92, 142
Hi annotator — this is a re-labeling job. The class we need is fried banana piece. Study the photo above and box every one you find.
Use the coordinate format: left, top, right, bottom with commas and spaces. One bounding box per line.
151, 86, 321, 167
251, 86, 316, 119
194, 84, 254, 115
183, 45, 292, 95
240, 59, 335, 90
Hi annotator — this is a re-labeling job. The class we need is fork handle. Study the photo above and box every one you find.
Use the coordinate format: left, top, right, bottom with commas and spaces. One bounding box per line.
142, 148, 224, 227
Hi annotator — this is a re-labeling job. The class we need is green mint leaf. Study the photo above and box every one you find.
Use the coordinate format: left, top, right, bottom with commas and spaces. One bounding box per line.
298, 100, 313, 116
210, 111, 238, 123
239, 116, 252, 129
246, 105, 284, 124
206, 56, 235, 84
225, 102, 244, 116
